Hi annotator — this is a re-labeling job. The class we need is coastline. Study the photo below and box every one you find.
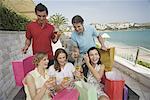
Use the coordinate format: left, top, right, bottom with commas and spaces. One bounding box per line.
101, 29, 150, 50
98, 28, 150, 33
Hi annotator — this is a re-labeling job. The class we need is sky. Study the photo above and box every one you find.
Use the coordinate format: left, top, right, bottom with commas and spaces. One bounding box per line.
33, 0, 150, 25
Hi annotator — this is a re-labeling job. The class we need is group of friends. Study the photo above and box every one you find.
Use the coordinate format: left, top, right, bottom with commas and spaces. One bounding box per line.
21, 3, 109, 100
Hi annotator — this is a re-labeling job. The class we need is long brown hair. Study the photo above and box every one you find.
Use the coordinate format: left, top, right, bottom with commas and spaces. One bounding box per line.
54, 48, 68, 72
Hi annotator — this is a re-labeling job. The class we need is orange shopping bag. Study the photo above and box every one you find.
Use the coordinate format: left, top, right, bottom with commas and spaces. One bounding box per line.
104, 71, 125, 100
98, 47, 115, 72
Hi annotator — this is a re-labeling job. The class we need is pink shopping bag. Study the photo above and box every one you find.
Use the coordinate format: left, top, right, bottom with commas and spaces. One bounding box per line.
12, 56, 35, 86
52, 88, 80, 100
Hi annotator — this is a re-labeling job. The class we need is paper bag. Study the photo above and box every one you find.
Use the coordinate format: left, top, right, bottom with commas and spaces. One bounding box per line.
98, 47, 115, 71
75, 80, 97, 100
123, 86, 129, 100
12, 56, 35, 86
104, 71, 125, 100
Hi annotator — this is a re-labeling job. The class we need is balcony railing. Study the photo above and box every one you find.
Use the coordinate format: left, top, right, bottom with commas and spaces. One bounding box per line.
115, 45, 150, 69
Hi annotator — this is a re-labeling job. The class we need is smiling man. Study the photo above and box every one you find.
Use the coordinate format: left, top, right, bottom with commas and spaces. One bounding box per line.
71, 15, 107, 55
22, 3, 60, 67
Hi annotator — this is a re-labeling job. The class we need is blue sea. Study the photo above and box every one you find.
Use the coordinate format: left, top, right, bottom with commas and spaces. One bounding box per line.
107, 29, 150, 49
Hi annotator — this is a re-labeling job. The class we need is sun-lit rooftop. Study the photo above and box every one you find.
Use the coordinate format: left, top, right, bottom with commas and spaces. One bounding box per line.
1, 0, 36, 20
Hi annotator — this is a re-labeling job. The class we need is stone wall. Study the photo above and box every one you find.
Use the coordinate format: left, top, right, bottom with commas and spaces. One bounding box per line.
0, 31, 32, 100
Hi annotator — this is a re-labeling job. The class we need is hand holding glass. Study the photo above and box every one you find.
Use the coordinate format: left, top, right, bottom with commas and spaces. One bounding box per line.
47, 76, 57, 97
74, 65, 83, 80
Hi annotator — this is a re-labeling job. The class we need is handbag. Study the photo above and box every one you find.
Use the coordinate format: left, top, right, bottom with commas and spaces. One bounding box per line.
12, 56, 35, 86
104, 71, 125, 100
75, 80, 97, 100
98, 47, 115, 71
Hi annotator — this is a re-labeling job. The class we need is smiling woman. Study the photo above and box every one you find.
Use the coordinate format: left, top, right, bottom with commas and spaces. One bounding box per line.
48, 48, 75, 90
23, 52, 52, 100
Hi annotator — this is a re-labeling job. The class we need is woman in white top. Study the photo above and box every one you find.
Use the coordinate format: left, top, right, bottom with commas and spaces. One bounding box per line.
23, 52, 55, 100
48, 48, 75, 90
84, 47, 109, 100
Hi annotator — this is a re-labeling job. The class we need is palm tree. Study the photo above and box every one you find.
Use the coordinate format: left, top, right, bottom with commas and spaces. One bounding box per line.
48, 13, 68, 31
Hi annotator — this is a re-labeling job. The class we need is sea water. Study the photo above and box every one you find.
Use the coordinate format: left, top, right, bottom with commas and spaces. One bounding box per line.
107, 29, 150, 49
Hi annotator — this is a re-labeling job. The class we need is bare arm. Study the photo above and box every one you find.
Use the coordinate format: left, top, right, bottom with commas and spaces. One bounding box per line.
25, 74, 48, 100
97, 64, 105, 80
84, 54, 105, 81
22, 38, 31, 54
97, 35, 107, 50
85, 61, 102, 81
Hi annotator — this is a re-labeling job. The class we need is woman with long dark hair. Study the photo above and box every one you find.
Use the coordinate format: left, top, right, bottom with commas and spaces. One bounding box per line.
84, 47, 109, 100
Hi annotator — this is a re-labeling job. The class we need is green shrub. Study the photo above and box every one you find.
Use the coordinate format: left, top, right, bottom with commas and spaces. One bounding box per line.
137, 60, 150, 69
0, 3, 30, 31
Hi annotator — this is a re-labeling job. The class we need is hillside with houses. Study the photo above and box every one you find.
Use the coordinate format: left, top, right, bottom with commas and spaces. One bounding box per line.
63, 22, 150, 33
90, 22, 150, 31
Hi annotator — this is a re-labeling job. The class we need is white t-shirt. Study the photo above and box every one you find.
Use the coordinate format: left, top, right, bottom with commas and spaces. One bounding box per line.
48, 62, 75, 84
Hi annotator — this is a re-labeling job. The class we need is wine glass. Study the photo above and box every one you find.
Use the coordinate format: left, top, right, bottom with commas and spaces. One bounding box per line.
48, 75, 56, 97
63, 72, 75, 91
75, 65, 83, 81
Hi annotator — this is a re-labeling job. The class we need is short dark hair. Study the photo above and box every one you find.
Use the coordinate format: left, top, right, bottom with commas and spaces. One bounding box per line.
72, 15, 84, 24
35, 3, 48, 15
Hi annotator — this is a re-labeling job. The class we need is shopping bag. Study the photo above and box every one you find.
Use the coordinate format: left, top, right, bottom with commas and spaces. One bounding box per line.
123, 86, 129, 100
52, 88, 79, 100
98, 47, 115, 71
75, 80, 97, 100
12, 56, 35, 86
104, 71, 125, 100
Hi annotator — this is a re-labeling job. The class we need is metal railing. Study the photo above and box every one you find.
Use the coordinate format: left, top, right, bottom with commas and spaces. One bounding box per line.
115, 46, 150, 68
